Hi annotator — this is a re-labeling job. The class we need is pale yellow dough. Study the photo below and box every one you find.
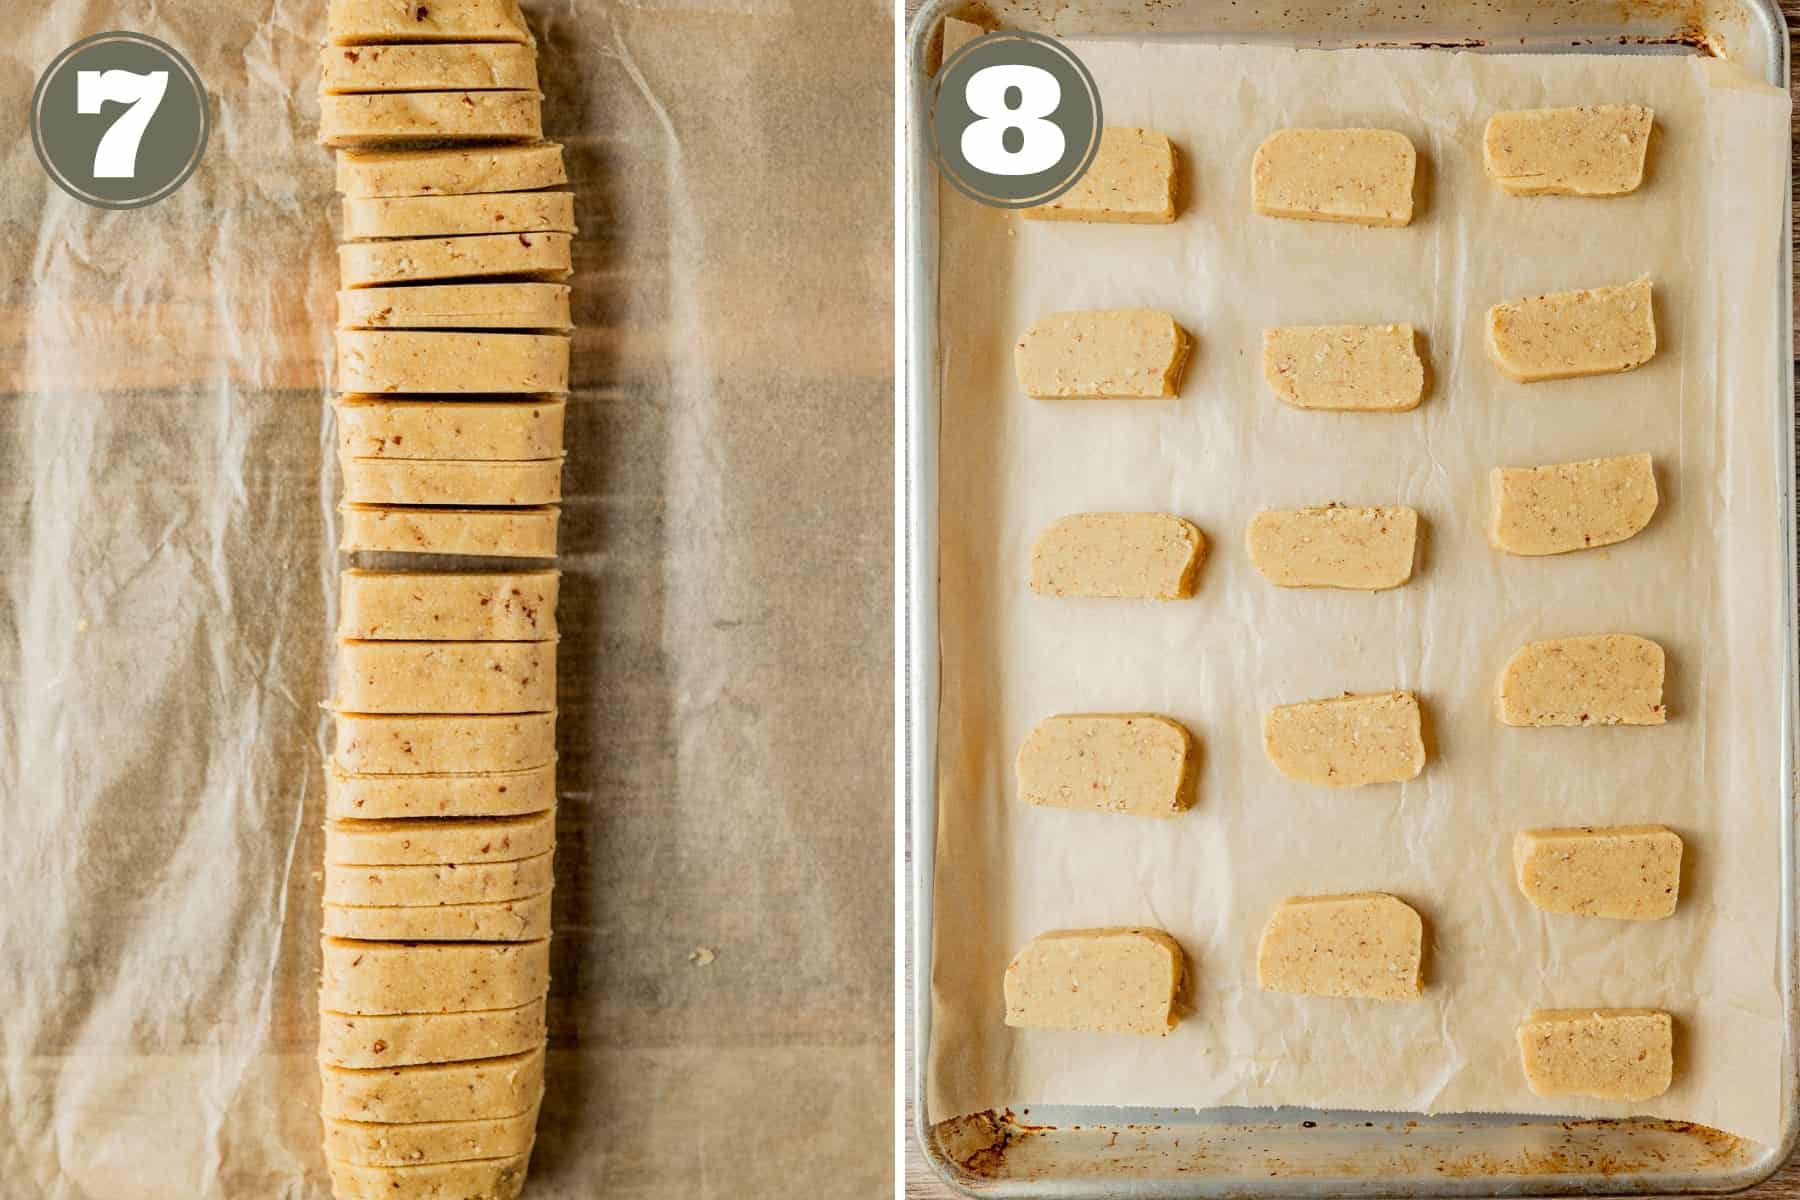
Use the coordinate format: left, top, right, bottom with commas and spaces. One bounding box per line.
1253, 129, 1416, 226
339, 284, 573, 331
336, 143, 567, 198
1015, 714, 1195, 818
1490, 454, 1657, 556
324, 1106, 539, 1166
1257, 893, 1424, 1000
336, 398, 566, 459
1514, 825, 1683, 920
1246, 504, 1418, 590
340, 457, 564, 506
340, 503, 560, 557
319, 997, 546, 1068
319, 42, 539, 94
1030, 513, 1205, 600
338, 232, 571, 288
333, 712, 557, 775
1023, 127, 1178, 224
328, 764, 557, 819
328, 0, 535, 46
339, 569, 559, 640
327, 810, 555, 865
337, 331, 569, 393
1014, 310, 1190, 398
324, 850, 553, 906
325, 894, 553, 942
320, 937, 550, 1015
1517, 1009, 1673, 1100
326, 1154, 530, 1200
1262, 324, 1423, 411
1484, 105, 1653, 197
318, 92, 542, 148
1262, 692, 1425, 786
1003, 928, 1184, 1035
1486, 278, 1656, 382
343, 192, 574, 240
319, 1048, 545, 1123
335, 640, 555, 714
1498, 634, 1667, 727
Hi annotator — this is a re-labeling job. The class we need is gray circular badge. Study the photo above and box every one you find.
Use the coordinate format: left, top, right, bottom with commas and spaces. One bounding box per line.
31, 31, 210, 210
930, 31, 1102, 209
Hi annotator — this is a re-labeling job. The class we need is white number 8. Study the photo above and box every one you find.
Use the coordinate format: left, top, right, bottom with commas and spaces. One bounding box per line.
961, 64, 1063, 176
77, 69, 169, 179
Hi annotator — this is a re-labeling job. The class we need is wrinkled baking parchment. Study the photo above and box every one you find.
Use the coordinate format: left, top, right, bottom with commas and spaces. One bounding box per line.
0, 2, 893, 1196
929, 42, 1791, 1146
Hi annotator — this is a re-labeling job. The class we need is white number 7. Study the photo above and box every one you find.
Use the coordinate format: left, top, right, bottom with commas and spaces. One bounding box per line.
76, 69, 169, 179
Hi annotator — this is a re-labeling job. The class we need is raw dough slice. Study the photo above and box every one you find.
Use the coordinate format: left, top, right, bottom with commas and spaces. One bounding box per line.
1484, 105, 1653, 197
337, 398, 566, 459
336, 640, 555, 714
1257, 893, 1424, 1000
340, 457, 564, 506
337, 331, 569, 393
1497, 634, 1667, 727
1252, 129, 1416, 227
326, 1154, 530, 1200
333, 712, 557, 775
1029, 513, 1205, 600
344, 192, 574, 240
337, 143, 567, 198
1516, 1009, 1673, 1100
324, 1107, 539, 1166
325, 893, 553, 942
318, 92, 543, 148
1262, 692, 1425, 786
340, 503, 560, 557
320, 937, 550, 1015
1003, 928, 1183, 1035
1022, 127, 1177, 224
1486, 278, 1656, 382
1490, 454, 1657, 556
1262, 324, 1423, 412
320, 42, 538, 93
1014, 310, 1190, 398
327, 811, 555, 865
1246, 504, 1418, 589
339, 569, 559, 640
340, 283, 573, 331
328, 764, 557, 819
319, 1048, 545, 1122
328, 0, 536, 46
319, 997, 546, 1067
324, 850, 553, 906
1514, 825, 1683, 920
1015, 713, 1195, 817
338, 232, 572, 288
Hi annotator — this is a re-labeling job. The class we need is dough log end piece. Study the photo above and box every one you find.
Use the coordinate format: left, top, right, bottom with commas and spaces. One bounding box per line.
1257, 893, 1424, 1000
1003, 927, 1184, 1035
1029, 513, 1206, 600
1517, 1008, 1674, 1101
1513, 825, 1683, 920
1498, 634, 1668, 727
1484, 105, 1653, 197
1014, 309, 1191, 399
1262, 691, 1425, 786
1016, 713, 1196, 817
1490, 454, 1657, 556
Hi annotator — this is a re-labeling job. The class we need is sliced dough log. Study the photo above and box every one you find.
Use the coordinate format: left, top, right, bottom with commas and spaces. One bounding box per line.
1030, 513, 1205, 600
320, 937, 550, 1015
1486, 278, 1655, 382
1003, 927, 1183, 1035
318, 92, 543, 148
320, 42, 539, 93
329, 764, 558, 820
1022, 127, 1177, 224
320, 997, 546, 1068
324, 1106, 540, 1166
327, 1154, 531, 1200
1514, 825, 1683, 920
334, 712, 557, 775
340, 503, 560, 557
1246, 504, 1417, 589
1257, 893, 1424, 1000
1016, 713, 1195, 817
337, 331, 569, 393
1263, 691, 1425, 786
1517, 1009, 1673, 1100
341, 457, 564, 506
336, 640, 555, 714
327, 811, 555, 865
326, 893, 553, 941
1490, 454, 1656, 556
328, 0, 536, 45
1262, 324, 1423, 411
340, 283, 573, 331
320, 1048, 545, 1122
339, 232, 572, 288
337, 397, 566, 459
337, 143, 567, 198
339, 569, 559, 640
1498, 634, 1667, 727
325, 850, 553, 906
1253, 129, 1416, 227
344, 192, 574, 240
1484, 105, 1652, 197
1014, 309, 1190, 398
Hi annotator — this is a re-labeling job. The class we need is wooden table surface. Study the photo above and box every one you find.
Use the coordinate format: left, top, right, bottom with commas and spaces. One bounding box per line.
904, 6, 1800, 1194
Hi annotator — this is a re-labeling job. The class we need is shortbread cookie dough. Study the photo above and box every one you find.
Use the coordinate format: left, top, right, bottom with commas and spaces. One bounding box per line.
328, 0, 535, 46
1257, 893, 1424, 1000
340, 504, 560, 557
326, 1154, 529, 1200
1486, 278, 1656, 382
344, 191, 574, 240
1263, 692, 1425, 786
320, 937, 550, 1015
320, 42, 538, 93
1262, 324, 1423, 411
337, 143, 567, 198
1003, 928, 1183, 1035
334, 712, 557, 775
1014, 310, 1191, 398
1490, 454, 1657, 556
337, 397, 566, 459
336, 640, 555, 714
325, 893, 553, 942
320, 997, 546, 1068
327, 811, 555, 865
324, 850, 552, 906
329, 764, 556, 819
1514, 825, 1683, 920
1517, 1009, 1673, 1100
1484, 105, 1653, 197
324, 1108, 539, 1167
318, 92, 542, 148
339, 569, 558, 640
320, 1048, 545, 1123
1023, 127, 1178, 224
339, 232, 572, 288
1498, 634, 1667, 727
1253, 129, 1416, 226
1247, 504, 1418, 589
1016, 714, 1195, 817
340, 284, 573, 331
1030, 513, 1206, 600
337, 331, 569, 393
340, 457, 564, 506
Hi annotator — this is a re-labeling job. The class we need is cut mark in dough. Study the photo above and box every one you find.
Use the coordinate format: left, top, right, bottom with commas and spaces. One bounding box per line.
340, 457, 564, 506
1486, 278, 1655, 382
1023, 127, 1178, 224
1257, 892, 1424, 1000
1252, 128, 1416, 227
1498, 634, 1667, 727
1246, 504, 1418, 590
319, 42, 539, 94
1003, 928, 1184, 1035
324, 850, 553, 907
325, 893, 553, 942
338, 569, 559, 640
327, 763, 557, 820
342, 191, 575, 240
319, 1047, 545, 1123
1262, 324, 1423, 411
1016, 713, 1196, 817
1484, 105, 1653, 197
339, 283, 573, 331
335, 143, 567, 199
323, 1106, 540, 1167
1014, 309, 1191, 398
338, 232, 572, 288
319, 936, 550, 1016
326, 1154, 530, 1200
333, 711, 558, 775
1262, 691, 1425, 786
318, 91, 543, 148
1514, 825, 1683, 920
318, 997, 546, 1068
1490, 454, 1657, 556
326, 810, 555, 866
1030, 513, 1206, 600
335, 640, 555, 714
340, 503, 560, 557
1517, 1009, 1673, 1100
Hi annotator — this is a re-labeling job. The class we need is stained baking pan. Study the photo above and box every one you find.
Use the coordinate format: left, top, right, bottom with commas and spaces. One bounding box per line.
903, 0, 1798, 1194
